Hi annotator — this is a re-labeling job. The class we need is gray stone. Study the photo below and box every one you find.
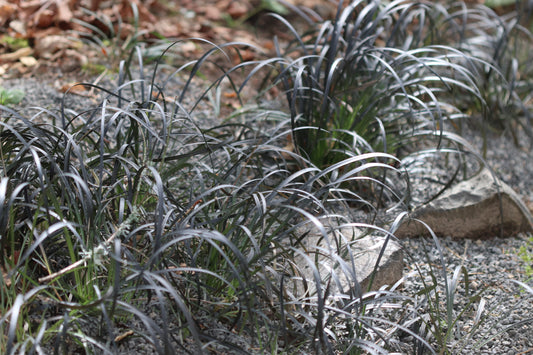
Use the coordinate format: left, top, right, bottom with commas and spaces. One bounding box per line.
292, 222, 403, 296
395, 168, 533, 239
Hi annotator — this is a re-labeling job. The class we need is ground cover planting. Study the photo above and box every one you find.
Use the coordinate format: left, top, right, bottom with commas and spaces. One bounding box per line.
0, 0, 532, 353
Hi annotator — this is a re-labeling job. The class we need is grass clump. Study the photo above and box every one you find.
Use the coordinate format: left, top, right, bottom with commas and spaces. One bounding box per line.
0, 0, 532, 354
0, 36, 29, 51
0, 38, 413, 352
428, 1, 533, 146
0, 88, 24, 106
518, 235, 533, 280
271, 1, 483, 168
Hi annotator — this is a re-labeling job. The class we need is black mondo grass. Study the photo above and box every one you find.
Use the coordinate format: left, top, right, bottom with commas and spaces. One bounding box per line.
428, 1, 533, 145
0, 41, 418, 353
263, 1, 511, 220
1, 0, 532, 354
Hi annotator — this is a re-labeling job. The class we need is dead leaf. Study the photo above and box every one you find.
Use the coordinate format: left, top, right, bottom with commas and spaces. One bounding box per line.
60, 82, 91, 97
114, 330, 134, 343
0, 2, 16, 26
232, 48, 255, 64
9, 20, 26, 34
215, 0, 231, 11
55, 0, 73, 24
33, 8, 55, 28
0, 1, 16, 26
1, 265, 10, 288
26, 26, 63, 39
152, 18, 181, 38
14, 63, 30, 75
34, 35, 75, 58
179, 41, 198, 54
211, 26, 236, 42
63, 48, 88, 67
204, 6, 221, 21
119, 0, 156, 23
281, 141, 295, 160
264, 40, 274, 51
19, 56, 37, 66
0, 250, 21, 289
90, 0, 103, 11
0, 47, 33, 62
227, 2, 249, 19
18, 0, 43, 12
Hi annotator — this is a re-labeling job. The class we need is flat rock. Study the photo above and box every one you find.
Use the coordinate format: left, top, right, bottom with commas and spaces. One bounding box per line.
291, 222, 403, 297
395, 168, 533, 239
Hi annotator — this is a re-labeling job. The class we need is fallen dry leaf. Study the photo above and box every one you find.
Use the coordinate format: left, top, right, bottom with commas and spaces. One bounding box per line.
0, 1, 16, 26
7, 61, 30, 75
25, 25, 63, 39
19, 56, 37, 66
0, 47, 33, 62
232, 48, 256, 64
63, 48, 88, 67
215, 0, 232, 12
55, 0, 73, 24
0, 0, 334, 85
281, 139, 296, 160
114, 330, 134, 343
118, 0, 156, 23
1, 265, 10, 288
202, 6, 222, 21
32, 8, 55, 28
34, 35, 76, 58
152, 18, 181, 38
179, 41, 198, 54
9, 19, 26, 34
60, 82, 91, 97
227, 1, 249, 19
18, 0, 43, 12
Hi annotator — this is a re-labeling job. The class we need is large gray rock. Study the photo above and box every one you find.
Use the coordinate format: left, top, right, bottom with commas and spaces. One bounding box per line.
292, 222, 403, 297
395, 168, 533, 239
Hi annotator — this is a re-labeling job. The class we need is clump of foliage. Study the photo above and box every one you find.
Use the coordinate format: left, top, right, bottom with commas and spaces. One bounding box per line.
0, 87, 24, 106
429, 1, 533, 146
518, 235, 533, 280
270, 1, 486, 170
0, 42, 413, 353
0, 35, 29, 51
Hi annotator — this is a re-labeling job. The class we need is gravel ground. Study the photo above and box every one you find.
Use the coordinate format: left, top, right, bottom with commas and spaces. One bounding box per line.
398, 234, 533, 354
1, 72, 532, 354
0, 66, 218, 125
392, 120, 533, 353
